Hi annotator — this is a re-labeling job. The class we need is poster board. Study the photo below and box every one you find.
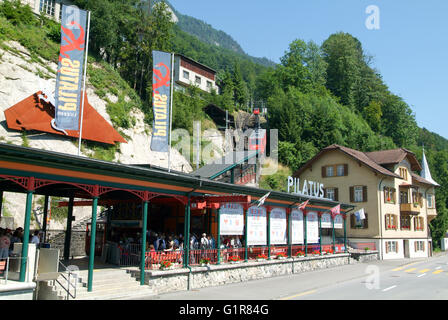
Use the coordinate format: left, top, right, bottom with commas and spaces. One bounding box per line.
247, 206, 267, 245
290, 209, 304, 244
306, 211, 319, 243
219, 203, 244, 235
270, 207, 287, 245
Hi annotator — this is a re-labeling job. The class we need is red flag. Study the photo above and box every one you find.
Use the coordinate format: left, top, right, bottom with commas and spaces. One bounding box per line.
330, 204, 341, 217
297, 199, 309, 211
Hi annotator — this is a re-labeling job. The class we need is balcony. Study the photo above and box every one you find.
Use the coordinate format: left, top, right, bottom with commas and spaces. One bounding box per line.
400, 202, 421, 215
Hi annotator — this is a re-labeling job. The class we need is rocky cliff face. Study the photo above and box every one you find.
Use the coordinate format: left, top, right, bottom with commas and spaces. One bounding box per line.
0, 40, 193, 230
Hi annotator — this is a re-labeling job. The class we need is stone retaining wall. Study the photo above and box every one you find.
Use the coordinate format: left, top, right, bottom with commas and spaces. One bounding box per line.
130, 251, 379, 295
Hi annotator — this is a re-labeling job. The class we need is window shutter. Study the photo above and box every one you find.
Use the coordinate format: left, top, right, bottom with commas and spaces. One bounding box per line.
350, 214, 355, 228
324, 188, 328, 198
334, 188, 339, 201
350, 187, 354, 202
363, 186, 368, 202
364, 213, 368, 229
322, 166, 326, 177
344, 164, 348, 176
393, 189, 397, 204
385, 242, 389, 254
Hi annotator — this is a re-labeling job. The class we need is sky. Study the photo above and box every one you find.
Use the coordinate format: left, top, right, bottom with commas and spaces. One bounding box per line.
168, 0, 448, 140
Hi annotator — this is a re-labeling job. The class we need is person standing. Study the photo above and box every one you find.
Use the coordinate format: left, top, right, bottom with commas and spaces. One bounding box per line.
0, 229, 11, 260
30, 230, 40, 247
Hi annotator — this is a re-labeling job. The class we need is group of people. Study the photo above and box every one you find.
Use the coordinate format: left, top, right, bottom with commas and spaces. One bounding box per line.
0, 227, 41, 260
115, 229, 244, 253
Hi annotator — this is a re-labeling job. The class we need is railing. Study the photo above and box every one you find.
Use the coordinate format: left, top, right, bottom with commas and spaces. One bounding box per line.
348, 242, 376, 251
0, 256, 29, 284
142, 244, 348, 270
56, 260, 77, 300
118, 243, 142, 267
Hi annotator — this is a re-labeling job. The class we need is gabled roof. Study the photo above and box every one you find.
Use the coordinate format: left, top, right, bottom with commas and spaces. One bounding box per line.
293, 144, 401, 179
365, 148, 422, 171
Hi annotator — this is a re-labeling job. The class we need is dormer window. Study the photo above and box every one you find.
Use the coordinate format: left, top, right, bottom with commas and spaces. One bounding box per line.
399, 167, 407, 180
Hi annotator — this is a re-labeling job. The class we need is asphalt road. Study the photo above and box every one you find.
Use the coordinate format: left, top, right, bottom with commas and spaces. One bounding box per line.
133, 252, 448, 300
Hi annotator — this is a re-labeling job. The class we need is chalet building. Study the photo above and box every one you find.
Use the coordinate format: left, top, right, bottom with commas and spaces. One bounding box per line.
173, 54, 219, 94
17, 0, 72, 22
293, 144, 439, 260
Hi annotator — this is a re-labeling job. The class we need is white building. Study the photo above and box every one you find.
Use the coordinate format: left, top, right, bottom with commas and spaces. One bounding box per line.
173, 54, 219, 94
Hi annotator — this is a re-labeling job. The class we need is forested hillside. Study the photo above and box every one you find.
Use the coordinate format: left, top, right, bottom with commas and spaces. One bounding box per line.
1, 0, 447, 247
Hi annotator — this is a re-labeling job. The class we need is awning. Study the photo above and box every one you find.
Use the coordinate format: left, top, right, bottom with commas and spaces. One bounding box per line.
4, 91, 127, 145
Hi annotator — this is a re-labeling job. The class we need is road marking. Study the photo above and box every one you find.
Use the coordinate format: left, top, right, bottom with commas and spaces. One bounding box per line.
432, 270, 444, 275
392, 262, 419, 271
419, 269, 430, 273
382, 285, 397, 292
404, 268, 417, 273
279, 289, 317, 300
417, 273, 426, 278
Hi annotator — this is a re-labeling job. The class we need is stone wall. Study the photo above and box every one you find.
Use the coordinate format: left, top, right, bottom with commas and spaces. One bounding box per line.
130, 252, 379, 295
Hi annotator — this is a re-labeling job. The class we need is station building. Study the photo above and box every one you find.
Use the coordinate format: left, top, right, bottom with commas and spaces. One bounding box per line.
0, 143, 356, 298
293, 144, 439, 260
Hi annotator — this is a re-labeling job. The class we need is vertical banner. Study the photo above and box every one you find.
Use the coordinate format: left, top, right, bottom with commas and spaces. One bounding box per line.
247, 206, 267, 245
219, 203, 244, 235
151, 50, 172, 152
306, 211, 319, 243
290, 209, 304, 244
334, 214, 343, 229
321, 213, 332, 228
270, 207, 287, 245
54, 5, 87, 130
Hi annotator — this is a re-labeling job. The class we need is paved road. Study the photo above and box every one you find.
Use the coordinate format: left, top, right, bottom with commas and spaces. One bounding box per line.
132, 253, 448, 300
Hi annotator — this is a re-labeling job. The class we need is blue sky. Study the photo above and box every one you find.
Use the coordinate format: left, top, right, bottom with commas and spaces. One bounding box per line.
168, 0, 448, 140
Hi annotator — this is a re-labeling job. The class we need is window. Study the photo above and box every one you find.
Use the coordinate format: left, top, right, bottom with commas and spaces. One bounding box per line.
183, 70, 190, 79
350, 212, 368, 229
384, 187, 396, 204
400, 215, 411, 230
415, 241, 425, 252
399, 167, 408, 180
385, 241, 398, 253
414, 216, 424, 231
354, 186, 363, 202
322, 164, 347, 177
400, 190, 409, 204
427, 194, 435, 208
40, 0, 56, 16
195, 76, 201, 85
326, 166, 334, 177
385, 214, 398, 230
325, 188, 338, 201
206, 81, 212, 89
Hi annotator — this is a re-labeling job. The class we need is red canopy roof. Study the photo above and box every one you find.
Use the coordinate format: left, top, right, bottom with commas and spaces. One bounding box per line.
4, 91, 127, 145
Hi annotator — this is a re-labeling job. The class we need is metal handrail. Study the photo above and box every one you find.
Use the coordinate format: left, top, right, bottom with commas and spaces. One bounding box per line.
56, 260, 77, 300
0, 256, 29, 284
